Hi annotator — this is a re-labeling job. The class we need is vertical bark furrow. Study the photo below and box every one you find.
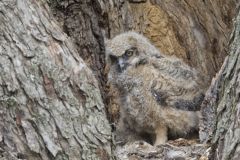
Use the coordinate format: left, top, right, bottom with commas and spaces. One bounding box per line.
50, 0, 109, 105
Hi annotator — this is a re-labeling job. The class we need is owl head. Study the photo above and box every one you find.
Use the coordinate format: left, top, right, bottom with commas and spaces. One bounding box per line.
105, 32, 162, 73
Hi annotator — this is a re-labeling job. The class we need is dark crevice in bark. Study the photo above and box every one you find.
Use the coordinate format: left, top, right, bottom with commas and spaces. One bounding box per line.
49, 0, 109, 104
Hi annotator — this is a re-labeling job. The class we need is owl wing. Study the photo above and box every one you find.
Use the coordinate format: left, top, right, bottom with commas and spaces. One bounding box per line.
150, 57, 205, 111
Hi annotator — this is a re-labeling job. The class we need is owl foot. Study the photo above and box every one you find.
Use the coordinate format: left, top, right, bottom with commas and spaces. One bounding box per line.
154, 125, 168, 146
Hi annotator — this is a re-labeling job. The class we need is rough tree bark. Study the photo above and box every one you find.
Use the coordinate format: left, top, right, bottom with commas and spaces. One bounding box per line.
200, 9, 240, 160
0, 0, 111, 160
49, 0, 110, 103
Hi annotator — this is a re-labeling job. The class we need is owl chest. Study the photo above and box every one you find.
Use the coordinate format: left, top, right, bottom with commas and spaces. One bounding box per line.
121, 78, 159, 113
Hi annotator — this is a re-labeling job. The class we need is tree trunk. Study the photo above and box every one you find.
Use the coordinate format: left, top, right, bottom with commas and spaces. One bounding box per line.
0, 0, 111, 160
201, 9, 240, 160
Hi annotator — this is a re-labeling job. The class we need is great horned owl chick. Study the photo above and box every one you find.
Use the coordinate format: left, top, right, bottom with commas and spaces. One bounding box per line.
105, 32, 206, 146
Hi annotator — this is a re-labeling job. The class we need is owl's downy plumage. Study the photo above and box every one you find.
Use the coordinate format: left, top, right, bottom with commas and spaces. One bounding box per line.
106, 32, 207, 146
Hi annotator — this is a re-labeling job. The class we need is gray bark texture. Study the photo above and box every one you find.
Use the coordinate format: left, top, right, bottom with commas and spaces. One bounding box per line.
201, 9, 240, 160
0, 0, 112, 160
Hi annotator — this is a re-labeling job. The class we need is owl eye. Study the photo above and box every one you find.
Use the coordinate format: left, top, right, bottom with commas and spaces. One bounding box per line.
126, 50, 133, 57
125, 47, 137, 57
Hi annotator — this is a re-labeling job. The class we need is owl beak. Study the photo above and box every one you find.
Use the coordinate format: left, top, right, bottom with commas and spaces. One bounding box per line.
118, 58, 127, 72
